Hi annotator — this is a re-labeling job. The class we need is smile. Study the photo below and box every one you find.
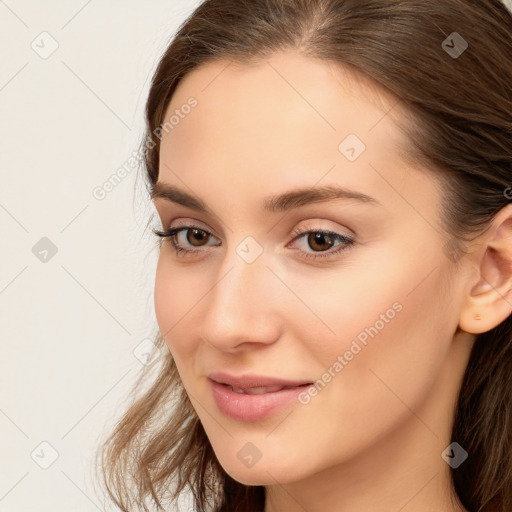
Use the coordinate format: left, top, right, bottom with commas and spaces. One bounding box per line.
209, 379, 313, 421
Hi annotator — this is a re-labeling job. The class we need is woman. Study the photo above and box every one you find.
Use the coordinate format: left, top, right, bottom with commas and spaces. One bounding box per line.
95, 1, 512, 511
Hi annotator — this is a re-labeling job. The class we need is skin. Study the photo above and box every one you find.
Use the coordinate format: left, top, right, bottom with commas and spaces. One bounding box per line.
152, 50, 512, 512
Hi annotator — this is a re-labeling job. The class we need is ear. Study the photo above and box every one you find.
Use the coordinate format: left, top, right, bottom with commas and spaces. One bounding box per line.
459, 203, 512, 334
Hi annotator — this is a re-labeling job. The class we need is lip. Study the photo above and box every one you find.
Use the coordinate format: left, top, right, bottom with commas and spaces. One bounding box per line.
208, 371, 313, 389
208, 373, 314, 422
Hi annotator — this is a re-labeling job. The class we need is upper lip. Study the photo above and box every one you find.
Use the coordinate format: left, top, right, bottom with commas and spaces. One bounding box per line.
208, 371, 314, 389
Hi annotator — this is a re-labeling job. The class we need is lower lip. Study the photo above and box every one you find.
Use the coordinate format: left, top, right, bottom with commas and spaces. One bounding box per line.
209, 379, 313, 422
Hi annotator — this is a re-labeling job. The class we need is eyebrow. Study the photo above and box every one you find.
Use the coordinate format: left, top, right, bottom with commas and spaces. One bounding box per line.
151, 182, 381, 213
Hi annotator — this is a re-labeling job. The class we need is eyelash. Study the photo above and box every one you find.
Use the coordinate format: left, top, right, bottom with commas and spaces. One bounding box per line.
151, 224, 355, 261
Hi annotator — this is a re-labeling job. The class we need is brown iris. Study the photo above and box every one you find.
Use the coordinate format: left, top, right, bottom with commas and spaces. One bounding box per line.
186, 228, 209, 246
307, 232, 335, 251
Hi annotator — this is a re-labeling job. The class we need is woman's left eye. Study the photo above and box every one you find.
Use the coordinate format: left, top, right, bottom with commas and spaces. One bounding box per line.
151, 225, 355, 261
288, 228, 355, 260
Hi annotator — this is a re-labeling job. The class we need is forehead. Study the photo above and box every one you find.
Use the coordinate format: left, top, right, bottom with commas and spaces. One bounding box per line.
171, 50, 400, 111
162, 50, 411, 161
157, 50, 438, 215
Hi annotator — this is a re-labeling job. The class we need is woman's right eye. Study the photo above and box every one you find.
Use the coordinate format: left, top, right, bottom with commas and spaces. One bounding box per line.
151, 225, 220, 256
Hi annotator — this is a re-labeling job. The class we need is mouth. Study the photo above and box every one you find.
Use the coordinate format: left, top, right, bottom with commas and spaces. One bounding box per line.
208, 371, 314, 392
216, 382, 313, 394
208, 378, 315, 421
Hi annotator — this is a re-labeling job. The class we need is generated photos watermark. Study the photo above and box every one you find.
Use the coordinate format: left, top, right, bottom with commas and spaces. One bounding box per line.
92, 96, 198, 201
298, 301, 403, 404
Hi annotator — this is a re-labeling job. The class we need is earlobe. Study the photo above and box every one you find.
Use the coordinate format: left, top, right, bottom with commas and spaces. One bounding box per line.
458, 204, 512, 334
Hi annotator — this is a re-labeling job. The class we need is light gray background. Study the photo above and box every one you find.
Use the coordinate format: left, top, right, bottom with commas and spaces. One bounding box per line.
2, 1, 512, 512
0, 2, 200, 511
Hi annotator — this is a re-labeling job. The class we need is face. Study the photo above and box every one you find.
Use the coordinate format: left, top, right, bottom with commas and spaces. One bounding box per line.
153, 50, 469, 486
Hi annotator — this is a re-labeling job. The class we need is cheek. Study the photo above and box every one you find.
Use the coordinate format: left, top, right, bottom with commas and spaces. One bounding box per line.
154, 253, 214, 363
275, 261, 456, 468
314, 237, 446, 337
295, 245, 455, 405
154, 256, 173, 334
154, 255, 193, 349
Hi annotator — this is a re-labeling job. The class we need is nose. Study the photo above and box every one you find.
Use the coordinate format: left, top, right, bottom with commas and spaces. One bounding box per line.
199, 251, 282, 352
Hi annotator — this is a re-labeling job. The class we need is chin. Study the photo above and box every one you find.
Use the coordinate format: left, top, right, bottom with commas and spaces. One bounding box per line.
222, 466, 277, 486
217, 454, 303, 486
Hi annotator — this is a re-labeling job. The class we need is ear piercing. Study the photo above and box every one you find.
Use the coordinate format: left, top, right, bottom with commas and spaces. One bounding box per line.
475, 313, 481, 320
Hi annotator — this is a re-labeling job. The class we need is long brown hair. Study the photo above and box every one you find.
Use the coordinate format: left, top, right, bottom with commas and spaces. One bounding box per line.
94, 1, 512, 511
